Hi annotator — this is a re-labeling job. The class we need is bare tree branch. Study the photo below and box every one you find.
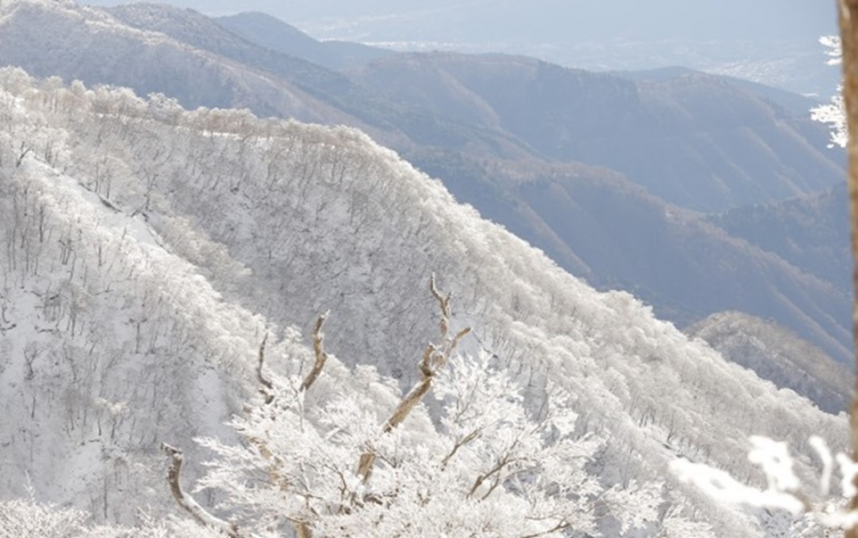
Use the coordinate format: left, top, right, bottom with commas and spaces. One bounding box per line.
161, 443, 240, 538
301, 312, 329, 392
250, 327, 321, 538
441, 429, 482, 469
256, 334, 274, 404
358, 275, 470, 481
15, 143, 31, 168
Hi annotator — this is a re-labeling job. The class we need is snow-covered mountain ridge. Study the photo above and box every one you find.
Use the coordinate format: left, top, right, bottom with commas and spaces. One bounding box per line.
0, 0, 849, 376
0, 69, 846, 536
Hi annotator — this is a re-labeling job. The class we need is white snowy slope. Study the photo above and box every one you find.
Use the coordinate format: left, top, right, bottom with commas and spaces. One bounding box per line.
687, 311, 852, 415
0, 70, 847, 536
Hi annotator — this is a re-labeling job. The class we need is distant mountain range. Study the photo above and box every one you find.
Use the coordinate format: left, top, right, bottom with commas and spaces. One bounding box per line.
80, 0, 840, 96
347, 51, 841, 212
0, 0, 849, 387
411, 152, 851, 365
215, 11, 393, 71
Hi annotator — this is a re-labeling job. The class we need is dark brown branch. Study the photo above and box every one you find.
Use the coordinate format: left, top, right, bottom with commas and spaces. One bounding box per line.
301, 312, 329, 392
468, 459, 510, 499
256, 334, 274, 404
161, 443, 240, 538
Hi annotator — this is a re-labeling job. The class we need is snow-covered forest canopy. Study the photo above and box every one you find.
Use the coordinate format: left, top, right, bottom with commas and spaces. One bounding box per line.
0, 56, 849, 537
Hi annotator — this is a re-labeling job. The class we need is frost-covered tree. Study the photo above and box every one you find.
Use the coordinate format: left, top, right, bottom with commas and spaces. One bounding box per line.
159, 277, 664, 538
811, 35, 847, 148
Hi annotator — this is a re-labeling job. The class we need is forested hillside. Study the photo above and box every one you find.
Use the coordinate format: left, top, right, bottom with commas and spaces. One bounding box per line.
0, 67, 846, 537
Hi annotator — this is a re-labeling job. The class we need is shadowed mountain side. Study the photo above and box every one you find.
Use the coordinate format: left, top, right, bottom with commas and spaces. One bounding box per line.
349, 53, 843, 212
104, 4, 396, 131
709, 182, 850, 293
686, 311, 852, 415
213, 11, 393, 71
410, 151, 851, 364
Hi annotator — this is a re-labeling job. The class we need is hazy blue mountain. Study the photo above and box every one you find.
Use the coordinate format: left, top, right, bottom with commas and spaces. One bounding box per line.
350, 52, 842, 212
687, 311, 852, 415
0, 1, 536, 159
214, 11, 393, 71
105, 3, 565, 161
612, 66, 823, 117
82, 0, 833, 42
709, 182, 850, 292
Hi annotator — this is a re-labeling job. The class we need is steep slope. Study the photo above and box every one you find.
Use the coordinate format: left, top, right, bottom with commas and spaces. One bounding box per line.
146, 5, 853, 363
0, 143, 258, 521
0, 71, 845, 536
349, 52, 842, 212
686, 312, 851, 414
214, 11, 392, 71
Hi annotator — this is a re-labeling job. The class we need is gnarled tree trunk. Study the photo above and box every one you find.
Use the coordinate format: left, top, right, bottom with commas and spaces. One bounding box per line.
840, 2, 858, 537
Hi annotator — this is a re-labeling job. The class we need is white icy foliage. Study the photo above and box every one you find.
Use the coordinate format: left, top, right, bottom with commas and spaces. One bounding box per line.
810, 36, 847, 148
191, 350, 652, 537
673, 435, 858, 534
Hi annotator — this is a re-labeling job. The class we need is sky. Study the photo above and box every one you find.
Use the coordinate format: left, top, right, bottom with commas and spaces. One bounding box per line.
82, 0, 839, 94
81, 0, 837, 43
